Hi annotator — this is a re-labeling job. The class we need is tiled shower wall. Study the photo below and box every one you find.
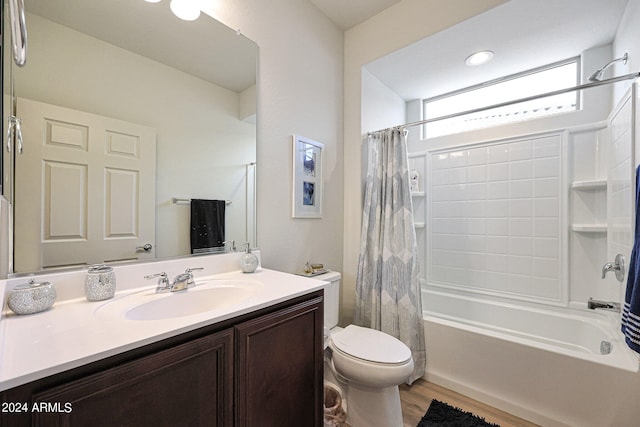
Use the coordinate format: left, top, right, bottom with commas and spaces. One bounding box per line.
411, 84, 637, 309
425, 133, 564, 303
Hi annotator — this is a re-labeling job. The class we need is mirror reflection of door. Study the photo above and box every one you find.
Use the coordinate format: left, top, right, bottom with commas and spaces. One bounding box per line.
14, 98, 156, 271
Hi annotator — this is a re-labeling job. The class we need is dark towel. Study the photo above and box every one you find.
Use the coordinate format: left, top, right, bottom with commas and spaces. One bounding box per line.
190, 199, 226, 254
622, 165, 640, 353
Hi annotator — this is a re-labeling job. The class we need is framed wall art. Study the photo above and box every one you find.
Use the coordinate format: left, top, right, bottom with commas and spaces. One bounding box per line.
292, 135, 323, 218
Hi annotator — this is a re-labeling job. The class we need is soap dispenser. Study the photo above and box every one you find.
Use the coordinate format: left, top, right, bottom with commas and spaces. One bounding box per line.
240, 243, 258, 273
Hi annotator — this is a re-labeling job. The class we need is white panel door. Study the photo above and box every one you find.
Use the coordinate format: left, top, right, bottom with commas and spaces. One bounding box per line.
14, 98, 156, 271
607, 84, 636, 301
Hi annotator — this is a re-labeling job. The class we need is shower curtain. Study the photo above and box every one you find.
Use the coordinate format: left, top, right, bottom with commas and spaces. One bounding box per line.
355, 128, 426, 384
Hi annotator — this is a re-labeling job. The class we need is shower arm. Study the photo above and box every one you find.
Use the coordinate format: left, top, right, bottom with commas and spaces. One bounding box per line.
588, 53, 628, 82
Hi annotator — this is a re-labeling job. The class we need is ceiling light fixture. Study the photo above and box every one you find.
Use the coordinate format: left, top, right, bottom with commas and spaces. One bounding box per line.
169, 0, 201, 21
144, 0, 162, 3
465, 50, 494, 66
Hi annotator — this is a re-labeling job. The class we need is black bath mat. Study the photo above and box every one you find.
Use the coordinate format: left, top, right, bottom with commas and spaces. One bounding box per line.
417, 399, 500, 427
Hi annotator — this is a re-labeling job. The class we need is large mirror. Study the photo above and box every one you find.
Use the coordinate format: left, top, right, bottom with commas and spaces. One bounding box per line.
6, 0, 258, 274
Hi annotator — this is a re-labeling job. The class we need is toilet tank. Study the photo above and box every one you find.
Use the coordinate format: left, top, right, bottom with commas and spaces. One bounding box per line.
314, 271, 341, 329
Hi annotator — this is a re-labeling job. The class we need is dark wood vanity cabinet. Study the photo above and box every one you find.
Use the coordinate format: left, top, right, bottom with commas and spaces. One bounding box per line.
1, 291, 323, 427
235, 295, 324, 427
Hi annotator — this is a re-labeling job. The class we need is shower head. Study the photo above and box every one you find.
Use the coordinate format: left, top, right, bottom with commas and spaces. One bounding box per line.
588, 52, 628, 82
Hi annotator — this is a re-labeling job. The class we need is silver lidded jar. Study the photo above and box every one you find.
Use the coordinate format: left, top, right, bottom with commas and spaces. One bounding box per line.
85, 264, 116, 301
8, 280, 57, 315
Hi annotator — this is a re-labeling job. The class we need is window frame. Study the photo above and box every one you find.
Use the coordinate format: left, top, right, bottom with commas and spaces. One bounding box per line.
422, 56, 581, 138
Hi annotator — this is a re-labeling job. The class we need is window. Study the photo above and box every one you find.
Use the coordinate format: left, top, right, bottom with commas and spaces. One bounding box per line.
423, 59, 579, 138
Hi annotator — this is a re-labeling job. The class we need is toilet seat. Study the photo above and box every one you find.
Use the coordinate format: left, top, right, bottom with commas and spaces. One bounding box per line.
330, 325, 412, 365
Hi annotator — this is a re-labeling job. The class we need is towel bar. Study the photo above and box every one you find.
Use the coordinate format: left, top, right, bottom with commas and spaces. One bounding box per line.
172, 197, 232, 206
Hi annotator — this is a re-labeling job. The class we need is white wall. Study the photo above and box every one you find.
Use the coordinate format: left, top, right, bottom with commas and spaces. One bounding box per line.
343, 0, 510, 324
203, 0, 345, 275
361, 68, 406, 133
15, 13, 256, 260
613, 0, 640, 106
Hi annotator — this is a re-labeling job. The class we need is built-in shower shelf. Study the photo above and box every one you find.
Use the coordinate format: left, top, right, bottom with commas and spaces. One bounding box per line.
414, 222, 425, 229
571, 224, 607, 233
411, 191, 425, 197
571, 179, 607, 190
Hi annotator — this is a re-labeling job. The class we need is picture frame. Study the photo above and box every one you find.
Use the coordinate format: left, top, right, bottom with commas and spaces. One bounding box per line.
292, 135, 324, 218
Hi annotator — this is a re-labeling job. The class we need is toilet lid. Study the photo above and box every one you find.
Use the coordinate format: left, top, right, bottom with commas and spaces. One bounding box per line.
330, 325, 412, 364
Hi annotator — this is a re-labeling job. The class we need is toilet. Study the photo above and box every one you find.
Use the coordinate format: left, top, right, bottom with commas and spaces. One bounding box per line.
317, 271, 414, 427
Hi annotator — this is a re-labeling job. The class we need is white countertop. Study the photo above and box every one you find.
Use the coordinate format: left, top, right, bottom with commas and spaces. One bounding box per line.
0, 255, 327, 391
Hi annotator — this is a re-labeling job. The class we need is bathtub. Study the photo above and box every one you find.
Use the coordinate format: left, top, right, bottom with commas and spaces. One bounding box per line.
422, 289, 640, 427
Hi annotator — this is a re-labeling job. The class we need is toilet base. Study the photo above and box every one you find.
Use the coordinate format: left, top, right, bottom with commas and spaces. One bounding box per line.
346, 382, 403, 427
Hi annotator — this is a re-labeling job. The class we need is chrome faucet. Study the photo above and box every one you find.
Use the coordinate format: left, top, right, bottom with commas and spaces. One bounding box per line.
588, 298, 621, 313
601, 254, 625, 282
145, 267, 204, 293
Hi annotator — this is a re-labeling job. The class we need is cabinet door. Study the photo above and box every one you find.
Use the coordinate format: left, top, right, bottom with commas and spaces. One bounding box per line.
235, 296, 323, 427
31, 329, 233, 427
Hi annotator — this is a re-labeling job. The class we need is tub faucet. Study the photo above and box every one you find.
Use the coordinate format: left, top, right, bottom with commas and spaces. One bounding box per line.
588, 298, 621, 313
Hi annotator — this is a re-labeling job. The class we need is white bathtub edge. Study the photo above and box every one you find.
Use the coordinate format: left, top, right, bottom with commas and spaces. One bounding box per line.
423, 371, 570, 427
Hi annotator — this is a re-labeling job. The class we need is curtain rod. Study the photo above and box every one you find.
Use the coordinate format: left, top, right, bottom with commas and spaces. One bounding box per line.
367, 71, 640, 136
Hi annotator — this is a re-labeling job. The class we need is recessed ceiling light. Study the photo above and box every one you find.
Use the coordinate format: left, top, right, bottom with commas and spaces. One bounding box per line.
170, 0, 201, 21
465, 50, 494, 66
144, 0, 162, 3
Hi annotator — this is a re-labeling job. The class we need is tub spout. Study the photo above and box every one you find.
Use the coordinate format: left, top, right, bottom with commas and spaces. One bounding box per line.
588, 298, 621, 312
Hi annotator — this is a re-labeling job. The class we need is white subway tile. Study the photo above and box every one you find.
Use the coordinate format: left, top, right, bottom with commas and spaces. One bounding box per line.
487, 218, 509, 235
509, 180, 533, 198
509, 237, 533, 256
467, 165, 487, 183
534, 136, 560, 158
432, 153, 450, 170
533, 258, 560, 279
534, 238, 559, 258
509, 141, 533, 161
530, 277, 560, 299
467, 147, 487, 165
487, 254, 509, 273
450, 150, 467, 168
485, 272, 510, 291
509, 160, 533, 180
466, 183, 487, 200
534, 178, 559, 197
510, 275, 534, 295
488, 144, 509, 163
488, 163, 509, 181
451, 168, 467, 184
509, 218, 533, 236
534, 218, 558, 237
534, 197, 559, 217
432, 169, 451, 186
466, 218, 487, 235
487, 181, 509, 199
509, 199, 533, 218
509, 256, 533, 275
486, 200, 508, 217
465, 201, 486, 217
465, 235, 488, 252
487, 236, 508, 254
534, 157, 560, 178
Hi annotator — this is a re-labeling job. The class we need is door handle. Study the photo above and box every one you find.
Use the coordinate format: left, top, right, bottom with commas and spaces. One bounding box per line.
136, 243, 153, 253
7, 116, 23, 154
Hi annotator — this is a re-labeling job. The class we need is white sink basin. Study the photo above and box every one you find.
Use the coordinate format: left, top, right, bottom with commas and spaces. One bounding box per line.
95, 279, 263, 321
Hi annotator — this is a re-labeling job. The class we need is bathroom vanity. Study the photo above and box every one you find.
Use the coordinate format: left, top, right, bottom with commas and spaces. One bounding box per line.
0, 255, 325, 426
